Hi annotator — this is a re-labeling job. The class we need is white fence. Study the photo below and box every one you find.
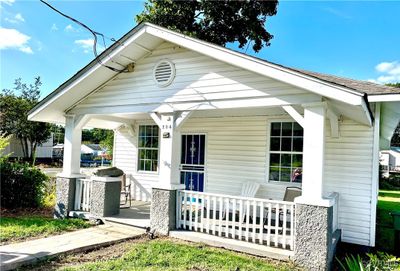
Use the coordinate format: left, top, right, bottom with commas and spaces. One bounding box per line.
176, 190, 295, 250
74, 178, 92, 211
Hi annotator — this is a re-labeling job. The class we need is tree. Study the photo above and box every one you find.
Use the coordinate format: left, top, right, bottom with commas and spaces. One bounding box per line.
136, 0, 278, 52
386, 82, 400, 88
0, 77, 52, 164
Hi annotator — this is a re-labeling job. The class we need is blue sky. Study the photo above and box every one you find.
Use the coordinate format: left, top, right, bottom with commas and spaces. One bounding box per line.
1, 0, 399, 99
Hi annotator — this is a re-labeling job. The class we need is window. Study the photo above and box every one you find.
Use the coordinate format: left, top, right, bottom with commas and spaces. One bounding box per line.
138, 125, 159, 172
269, 122, 303, 183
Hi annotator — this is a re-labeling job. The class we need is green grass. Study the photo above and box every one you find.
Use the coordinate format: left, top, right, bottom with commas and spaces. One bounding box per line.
376, 190, 400, 252
0, 216, 91, 243
59, 240, 299, 271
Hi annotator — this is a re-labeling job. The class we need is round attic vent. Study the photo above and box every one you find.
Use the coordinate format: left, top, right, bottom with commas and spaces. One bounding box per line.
153, 59, 175, 87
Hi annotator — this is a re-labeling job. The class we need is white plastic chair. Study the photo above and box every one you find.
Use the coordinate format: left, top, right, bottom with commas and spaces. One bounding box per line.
223, 182, 260, 221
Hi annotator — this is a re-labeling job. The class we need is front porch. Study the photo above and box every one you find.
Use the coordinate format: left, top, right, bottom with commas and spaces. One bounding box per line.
55, 102, 346, 270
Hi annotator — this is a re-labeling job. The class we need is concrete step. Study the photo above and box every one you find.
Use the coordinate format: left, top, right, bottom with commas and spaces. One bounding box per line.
169, 230, 294, 261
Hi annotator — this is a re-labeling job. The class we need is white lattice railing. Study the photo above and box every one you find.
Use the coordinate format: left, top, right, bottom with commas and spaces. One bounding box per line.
74, 178, 92, 211
176, 190, 295, 250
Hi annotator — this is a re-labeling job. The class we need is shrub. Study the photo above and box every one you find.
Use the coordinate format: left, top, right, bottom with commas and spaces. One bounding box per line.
42, 177, 56, 208
337, 252, 400, 271
0, 159, 49, 208
379, 174, 400, 191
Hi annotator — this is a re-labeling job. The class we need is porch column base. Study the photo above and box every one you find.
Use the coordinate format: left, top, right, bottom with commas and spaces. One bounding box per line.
90, 177, 121, 217
54, 176, 78, 218
294, 203, 339, 271
150, 186, 182, 235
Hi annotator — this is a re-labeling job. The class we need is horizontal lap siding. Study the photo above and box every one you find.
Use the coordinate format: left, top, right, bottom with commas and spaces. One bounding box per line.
181, 116, 267, 196
113, 127, 157, 202
324, 118, 374, 246
74, 42, 312, 110
181, 116, 291, 200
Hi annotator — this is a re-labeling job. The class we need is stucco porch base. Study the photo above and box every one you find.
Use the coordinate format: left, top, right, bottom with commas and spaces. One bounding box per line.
150, 188, 178, 235
54, 176, 80, 218
294, 203, 341, 271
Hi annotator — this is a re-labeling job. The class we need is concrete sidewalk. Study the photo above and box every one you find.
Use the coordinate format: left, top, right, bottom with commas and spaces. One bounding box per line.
0, 223, 145, 271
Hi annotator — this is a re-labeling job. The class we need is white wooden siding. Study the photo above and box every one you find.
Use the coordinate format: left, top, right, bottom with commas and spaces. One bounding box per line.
73, 42, 318, 112
113, 125, 157, 202
113, 114, 375, 246
324, 117, 374, 246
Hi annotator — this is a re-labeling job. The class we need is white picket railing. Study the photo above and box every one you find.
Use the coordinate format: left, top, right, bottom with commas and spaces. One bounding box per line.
176, 190, 296, 250
74, 178, 92, 211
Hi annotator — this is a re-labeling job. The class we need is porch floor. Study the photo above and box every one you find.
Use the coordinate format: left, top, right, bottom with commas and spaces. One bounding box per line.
169, 230, 293, 261
104, 201, 150, 229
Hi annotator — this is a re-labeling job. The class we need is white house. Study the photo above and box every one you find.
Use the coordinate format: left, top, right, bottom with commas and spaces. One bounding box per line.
4, 134, 53, 159
28, 23, 400, 270
380, 147, 400, 174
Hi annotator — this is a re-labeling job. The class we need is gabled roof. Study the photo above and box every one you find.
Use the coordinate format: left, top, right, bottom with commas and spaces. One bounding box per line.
28, 23, 399, 125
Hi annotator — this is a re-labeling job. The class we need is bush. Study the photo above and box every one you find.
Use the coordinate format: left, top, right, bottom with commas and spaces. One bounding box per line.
0, 159, 49, 208
337, 252, 400, 271
42, 177, 56, 208
379, 174, 400, 191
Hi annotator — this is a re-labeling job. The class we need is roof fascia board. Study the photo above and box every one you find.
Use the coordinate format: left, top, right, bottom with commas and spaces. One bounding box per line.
368, 94, 400, 102
28, 25, 148, 121
145, 24, 364, 106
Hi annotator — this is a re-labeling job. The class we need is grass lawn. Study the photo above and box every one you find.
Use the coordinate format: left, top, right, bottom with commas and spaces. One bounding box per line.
0, 215, 91, 244
376, 189, 400, 252
25, 238, 300, 271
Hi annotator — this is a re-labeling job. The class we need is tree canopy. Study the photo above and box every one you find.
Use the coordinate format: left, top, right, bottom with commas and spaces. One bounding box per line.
0, 77, 52, 163
136, 0, 278, 52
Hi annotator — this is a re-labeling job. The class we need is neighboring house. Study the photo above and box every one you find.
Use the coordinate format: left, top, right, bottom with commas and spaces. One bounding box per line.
380, 147, 400, 174
53, 143, 106, 158
4, 134, 53, 159
28, 23, 400, 270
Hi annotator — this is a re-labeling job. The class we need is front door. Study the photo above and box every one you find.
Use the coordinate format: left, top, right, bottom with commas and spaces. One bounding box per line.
180, 134, 206, 192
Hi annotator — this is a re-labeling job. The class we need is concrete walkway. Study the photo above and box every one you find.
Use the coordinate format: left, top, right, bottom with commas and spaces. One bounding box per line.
0, 223, 145, 271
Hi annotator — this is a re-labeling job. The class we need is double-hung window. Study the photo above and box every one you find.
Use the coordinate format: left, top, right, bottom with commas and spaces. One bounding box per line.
138, 125, 159, 172
269, 122, 303, 183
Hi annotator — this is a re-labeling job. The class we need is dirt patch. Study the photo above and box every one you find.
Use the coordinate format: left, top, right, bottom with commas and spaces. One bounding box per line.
22, 235, 149, 271
0, 207, 53, 218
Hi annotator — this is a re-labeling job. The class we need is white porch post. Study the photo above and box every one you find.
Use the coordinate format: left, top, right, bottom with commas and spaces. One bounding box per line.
55, 115, 88, 218
293, 102, 340, 271
150, 112, 185, 235
158, 113, 182, 189
296, 102, 327, 205
62, 115, 83, 176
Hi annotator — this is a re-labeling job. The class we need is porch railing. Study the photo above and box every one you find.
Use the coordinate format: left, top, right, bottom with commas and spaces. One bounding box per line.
176, 190, 295, 250
74, 178, 92, 211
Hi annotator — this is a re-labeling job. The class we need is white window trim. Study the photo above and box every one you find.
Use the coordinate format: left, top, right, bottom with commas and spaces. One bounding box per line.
137, 124, 160, 174
265, 118, 303, 186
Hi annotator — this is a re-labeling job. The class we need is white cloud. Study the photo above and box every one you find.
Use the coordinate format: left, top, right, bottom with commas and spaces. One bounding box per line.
15, 13, 24, 22
0, 0, 15, 6
75, 38, 104, 54
5, 13, 25, 23
51, 23, 58, 31
368, 61, 400, 84
0, 27, 33, 54
64, 24, 80, 33
75, 38, 93, 53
